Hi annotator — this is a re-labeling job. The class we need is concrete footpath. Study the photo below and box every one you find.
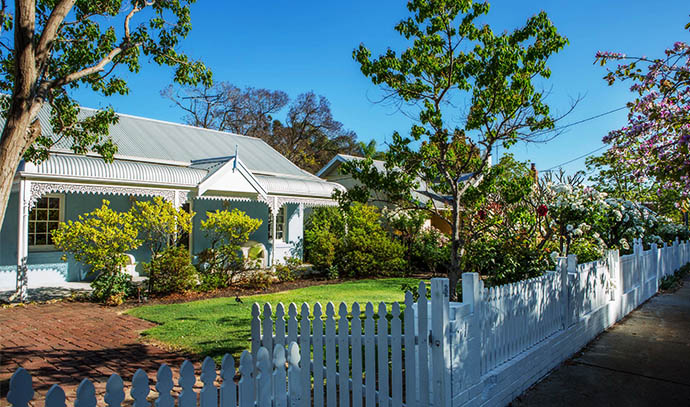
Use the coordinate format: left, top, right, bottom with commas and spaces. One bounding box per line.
511, 275, 690, 407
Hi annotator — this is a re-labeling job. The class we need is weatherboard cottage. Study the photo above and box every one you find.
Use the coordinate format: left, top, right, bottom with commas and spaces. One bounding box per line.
0, 108, 343, 295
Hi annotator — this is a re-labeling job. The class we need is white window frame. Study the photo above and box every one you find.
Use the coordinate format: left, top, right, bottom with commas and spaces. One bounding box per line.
28, 193, 64, 251
269, 205, 287, 242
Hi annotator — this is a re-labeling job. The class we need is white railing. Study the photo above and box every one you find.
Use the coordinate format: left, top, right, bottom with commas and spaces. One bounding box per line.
4, 239, 689, 407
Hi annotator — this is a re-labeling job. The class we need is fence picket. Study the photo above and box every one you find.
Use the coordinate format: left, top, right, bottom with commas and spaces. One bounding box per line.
8, 368, 33, 407
391, 303, 403, 407
104, 374, 124, 407
287, 303, 298, 347
262, 304, 274, 364
325, 302, 337, 407
299, 303, 311, 407
178, 361, 196, 407
275, 303, 286, 358
404, 291, 417, 407
417, 281, 430, 406
273, 345, 288, 407
351, 302, 363, 407
131, 370, 150, 407
200, 357, 218, 407
377, 302, 390, 407
75, 379, 97, 407
251, 303, 261, 375
288, 343, 302, 407
154, 365, 174, 407
238, 351, 254, 407
220, 354, 237, 407
256, 348, 271, 407
338, 303, 351, 407
313, 303, 325, 407
364, 302, 376, 407
45, 385, 66, 407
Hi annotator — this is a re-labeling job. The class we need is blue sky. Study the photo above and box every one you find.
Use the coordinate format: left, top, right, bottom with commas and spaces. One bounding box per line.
73, 1, 689, 175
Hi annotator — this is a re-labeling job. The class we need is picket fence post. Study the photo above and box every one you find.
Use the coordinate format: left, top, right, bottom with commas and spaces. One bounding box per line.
431, 278, 451, 407
557, 257, 568, 328
566, 255, 577, 325
461, 273, 481, 389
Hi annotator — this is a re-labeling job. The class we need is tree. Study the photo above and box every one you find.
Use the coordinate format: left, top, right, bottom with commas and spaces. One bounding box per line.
595, 21, 690, 204
358, 139, 387, 160
273, 92, 359, 173
0, 0, 212, 230
162, 82, 288, 137
167, 84, 360, 173
586, 150, 683, 222
340, 0, 569, 299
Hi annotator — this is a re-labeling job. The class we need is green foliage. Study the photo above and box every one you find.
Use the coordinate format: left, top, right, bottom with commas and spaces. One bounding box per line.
304, 207, 345, 272
343, 0, 568, 299
90, 271, 134, 306
52, 200, 141, 303
659, 263, 689, 291
305, 203, 407, 278
410, 227, 451, 275
144, 246, 198, 296
274, 257, 303, 283
197, 209, 262, 289
131, 197, 195, 255
400, 281, 431, 302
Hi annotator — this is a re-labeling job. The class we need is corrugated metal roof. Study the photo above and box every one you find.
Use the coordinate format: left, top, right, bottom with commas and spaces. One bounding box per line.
37, 106, 317, 180
25, 154, 206, 186
255, 175, 345, 198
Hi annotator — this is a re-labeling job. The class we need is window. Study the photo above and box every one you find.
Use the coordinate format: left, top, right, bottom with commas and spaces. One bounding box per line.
177, 202, 191, 249
28, 195, 63, 248
268, 206, 286, 241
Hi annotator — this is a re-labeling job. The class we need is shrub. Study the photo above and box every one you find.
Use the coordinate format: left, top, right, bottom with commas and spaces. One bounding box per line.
304, 207, 344, 272
144, 246, 198, 295
410, 227, 450, 275
337, 203, 407, 278
52, 200, 141, 304
305, 204, 407, 278
275, 257, 303, 282
197, 209, 262, 289
130, 197, 194, 293
91, 271, 134, 305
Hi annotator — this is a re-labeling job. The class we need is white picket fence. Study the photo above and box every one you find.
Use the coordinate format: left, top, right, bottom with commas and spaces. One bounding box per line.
4, 238, 689, 407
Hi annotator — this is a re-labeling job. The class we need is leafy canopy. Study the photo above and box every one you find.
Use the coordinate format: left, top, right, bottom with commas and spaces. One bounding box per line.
52, 199, 141, 274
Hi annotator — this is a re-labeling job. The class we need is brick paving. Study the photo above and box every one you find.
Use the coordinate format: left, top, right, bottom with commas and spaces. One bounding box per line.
0, 302, 191, 405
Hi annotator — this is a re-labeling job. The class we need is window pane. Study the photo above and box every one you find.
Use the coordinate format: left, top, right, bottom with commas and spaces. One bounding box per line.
28, 234, 35, 246
49, 209, 60, 220
48, 198, 60, 209
35, 234, 47, 245
28, 222, 35, 233
36, 210, 47, 221
37, 197, 48, 208
47, 233, 54, 245
48, 222, 59, 232
36, 222, 46, 233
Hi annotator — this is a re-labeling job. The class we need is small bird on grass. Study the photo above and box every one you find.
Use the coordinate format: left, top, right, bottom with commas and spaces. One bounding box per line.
235, 295, 243, 304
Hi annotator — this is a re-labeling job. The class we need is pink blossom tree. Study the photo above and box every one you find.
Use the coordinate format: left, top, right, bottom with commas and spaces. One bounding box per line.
595, 21, 690, 203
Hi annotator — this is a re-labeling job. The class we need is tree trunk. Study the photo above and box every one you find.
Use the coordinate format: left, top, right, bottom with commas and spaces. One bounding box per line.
0, 0, 39, 231
448, 199, 462, 301
0, 107, 38, 231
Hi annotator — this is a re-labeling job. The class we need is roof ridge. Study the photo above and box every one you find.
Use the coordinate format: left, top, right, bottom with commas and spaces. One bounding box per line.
79, 106, 263, 141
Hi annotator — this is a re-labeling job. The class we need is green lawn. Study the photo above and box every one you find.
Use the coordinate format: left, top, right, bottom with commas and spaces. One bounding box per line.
126, 277, 419, 361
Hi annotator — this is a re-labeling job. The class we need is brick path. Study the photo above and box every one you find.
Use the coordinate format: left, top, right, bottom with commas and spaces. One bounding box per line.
0, 302, 190, 405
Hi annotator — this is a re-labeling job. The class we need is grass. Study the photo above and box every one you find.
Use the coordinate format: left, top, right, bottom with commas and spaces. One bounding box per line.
126, 277, 419, 361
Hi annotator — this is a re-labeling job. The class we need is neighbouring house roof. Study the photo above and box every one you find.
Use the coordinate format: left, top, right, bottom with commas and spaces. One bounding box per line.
316, 153, 447, 207
16, 106, 344, 201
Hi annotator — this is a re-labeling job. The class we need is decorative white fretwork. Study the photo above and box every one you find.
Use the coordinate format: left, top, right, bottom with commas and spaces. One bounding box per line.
28, 182, 183, 210
257, 195, 338, 213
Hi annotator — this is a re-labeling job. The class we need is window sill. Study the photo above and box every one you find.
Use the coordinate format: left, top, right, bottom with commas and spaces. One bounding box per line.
29, 245, 59, 253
